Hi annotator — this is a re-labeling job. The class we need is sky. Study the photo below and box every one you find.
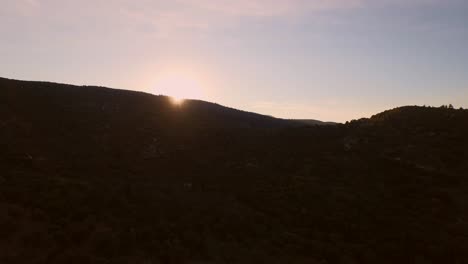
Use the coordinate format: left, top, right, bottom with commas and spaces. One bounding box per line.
1, 0, 468, 122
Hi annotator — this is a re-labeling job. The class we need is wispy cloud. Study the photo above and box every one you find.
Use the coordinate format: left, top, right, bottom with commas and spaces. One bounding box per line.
181, 0, 365, 17
110, 0, 367, 36
1, 0, 461, 37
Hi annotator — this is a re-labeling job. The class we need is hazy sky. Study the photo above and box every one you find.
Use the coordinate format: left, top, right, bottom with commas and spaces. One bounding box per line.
1, 0, 468, 122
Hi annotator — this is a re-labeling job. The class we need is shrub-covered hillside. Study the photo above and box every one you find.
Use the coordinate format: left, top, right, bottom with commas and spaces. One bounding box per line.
1, 77, 468, 264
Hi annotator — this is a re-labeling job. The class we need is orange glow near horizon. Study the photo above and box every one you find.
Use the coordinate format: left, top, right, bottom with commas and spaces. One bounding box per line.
171, 96, 184, 105
153, 70, 206, 104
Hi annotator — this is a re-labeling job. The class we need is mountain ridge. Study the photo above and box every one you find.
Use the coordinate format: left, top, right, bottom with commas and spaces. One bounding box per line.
1, 77, 468, 263
0, 76, 333, 128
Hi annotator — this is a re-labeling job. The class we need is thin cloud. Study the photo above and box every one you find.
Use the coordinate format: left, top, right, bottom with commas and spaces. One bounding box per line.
1, 0, 462, 38
181, 0, 365, 17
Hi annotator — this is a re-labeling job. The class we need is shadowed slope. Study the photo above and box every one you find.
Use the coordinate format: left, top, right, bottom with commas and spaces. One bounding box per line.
1, 77, 468, 264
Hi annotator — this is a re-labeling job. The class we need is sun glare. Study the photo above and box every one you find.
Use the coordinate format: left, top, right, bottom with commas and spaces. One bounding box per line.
171, 96, 184, 105
153, 71, 206, 105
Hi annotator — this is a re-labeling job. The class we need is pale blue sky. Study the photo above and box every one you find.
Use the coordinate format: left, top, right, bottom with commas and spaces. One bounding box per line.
1, 0, 467, 122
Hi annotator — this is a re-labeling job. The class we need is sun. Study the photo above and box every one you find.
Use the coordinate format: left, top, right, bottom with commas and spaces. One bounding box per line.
153, 71, 205, 105
171, 96, 184, 105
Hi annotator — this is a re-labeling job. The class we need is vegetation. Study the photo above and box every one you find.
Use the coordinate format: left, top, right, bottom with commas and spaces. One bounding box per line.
1, 77, 468, 263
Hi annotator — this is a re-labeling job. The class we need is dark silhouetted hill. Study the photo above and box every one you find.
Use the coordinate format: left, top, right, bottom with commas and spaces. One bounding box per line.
1, 77, 468, 264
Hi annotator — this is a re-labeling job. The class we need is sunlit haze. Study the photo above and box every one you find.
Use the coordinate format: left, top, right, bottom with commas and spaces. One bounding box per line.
1, 0, 468, 122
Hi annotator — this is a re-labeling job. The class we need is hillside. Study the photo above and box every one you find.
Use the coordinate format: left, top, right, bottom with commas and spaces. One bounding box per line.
1, 78, 468, 264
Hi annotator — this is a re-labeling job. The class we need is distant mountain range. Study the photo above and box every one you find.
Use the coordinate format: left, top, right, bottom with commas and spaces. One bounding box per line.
293, 119, 338, 126
1, 77, 467, 263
